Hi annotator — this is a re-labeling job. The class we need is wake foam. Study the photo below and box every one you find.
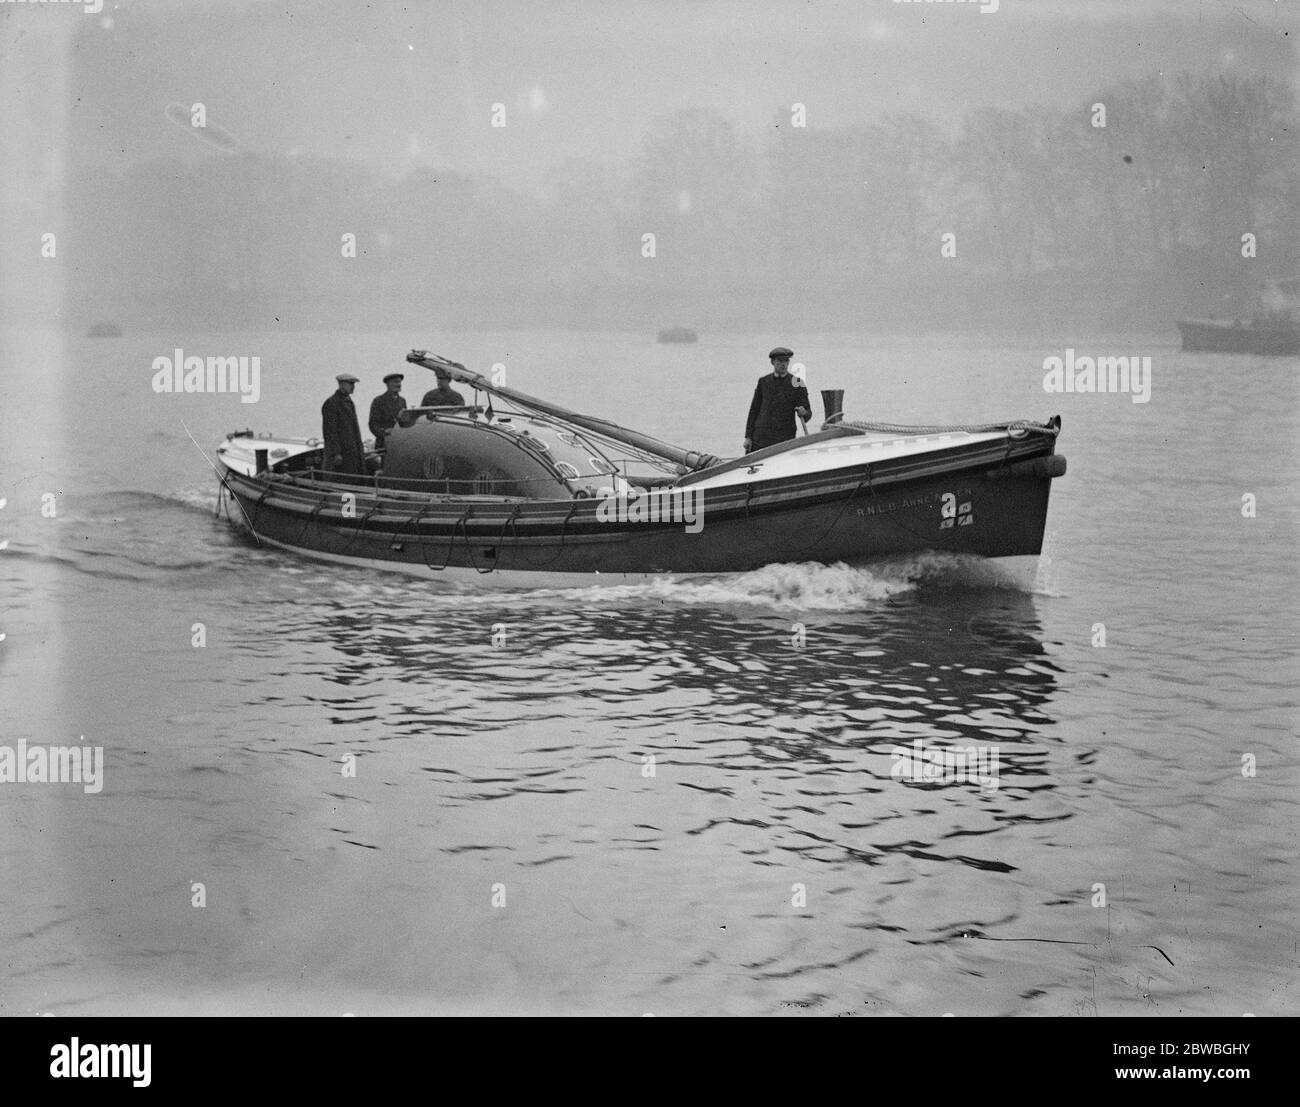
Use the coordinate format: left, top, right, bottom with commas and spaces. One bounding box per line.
530, 552, 1035, 610
545, 561, 913, 610
272, 553, 1039, 611
56, 488, 222, 518
869, 550, 1039, 591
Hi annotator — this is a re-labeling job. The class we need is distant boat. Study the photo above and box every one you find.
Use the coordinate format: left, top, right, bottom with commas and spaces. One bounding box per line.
87, 323, 122, 338
656, 327, 697, 344
1175, 318, 1298, 357
1177, 278, 1299, 356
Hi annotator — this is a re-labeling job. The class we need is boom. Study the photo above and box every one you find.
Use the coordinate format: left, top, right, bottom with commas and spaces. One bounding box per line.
406, 350, 718, 471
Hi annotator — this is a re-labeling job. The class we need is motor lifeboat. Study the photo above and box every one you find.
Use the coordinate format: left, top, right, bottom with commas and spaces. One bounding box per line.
212, 350, 1066, 586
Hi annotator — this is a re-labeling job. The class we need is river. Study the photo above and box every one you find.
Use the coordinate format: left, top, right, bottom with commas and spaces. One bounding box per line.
1, 326, 1295, 1015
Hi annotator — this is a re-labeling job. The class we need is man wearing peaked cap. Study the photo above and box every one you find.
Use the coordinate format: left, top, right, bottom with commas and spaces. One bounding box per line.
744, 346, 811, 453
322, 374, 365, 474
420, 366, 466, 411
369, 372, 407, 451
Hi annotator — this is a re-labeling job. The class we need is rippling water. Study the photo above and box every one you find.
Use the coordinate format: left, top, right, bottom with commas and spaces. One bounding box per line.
1, 328, 1296, 1015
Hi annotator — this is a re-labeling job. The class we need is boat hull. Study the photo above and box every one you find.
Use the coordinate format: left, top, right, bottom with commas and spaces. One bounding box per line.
1176, 319, 1299, 356
218, 439, 1063, 582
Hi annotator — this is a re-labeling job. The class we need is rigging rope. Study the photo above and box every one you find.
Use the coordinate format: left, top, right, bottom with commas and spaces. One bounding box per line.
833, 417, 1059, 437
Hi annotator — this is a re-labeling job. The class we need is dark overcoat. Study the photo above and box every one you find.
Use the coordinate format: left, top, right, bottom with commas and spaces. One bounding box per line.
745, 373, 811, 450
368, 392, 407, 449
322, 390, 365, 474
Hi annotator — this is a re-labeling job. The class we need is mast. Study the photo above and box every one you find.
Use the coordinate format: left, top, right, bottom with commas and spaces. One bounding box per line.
406, 351, 718, 471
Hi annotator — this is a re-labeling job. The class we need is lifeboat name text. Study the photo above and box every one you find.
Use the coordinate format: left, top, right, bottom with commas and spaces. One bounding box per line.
856, 488, 970, 517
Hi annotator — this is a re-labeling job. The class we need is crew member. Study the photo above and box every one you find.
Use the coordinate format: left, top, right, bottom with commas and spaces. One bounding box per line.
369, 372, 407, 450
421, 367, 466, 409
744, 346, 811, 453
321, 373, 365, 474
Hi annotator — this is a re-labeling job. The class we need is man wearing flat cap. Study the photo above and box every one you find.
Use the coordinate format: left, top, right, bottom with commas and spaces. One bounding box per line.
368, 372, 407, 451
321, 373, 365, 475
744, 346, 811, 453
420, 366, 466, 410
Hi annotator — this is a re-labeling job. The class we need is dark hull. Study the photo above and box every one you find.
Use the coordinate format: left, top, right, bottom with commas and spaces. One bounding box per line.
219, 434, 1063, 581
1177, 319, 1299, 356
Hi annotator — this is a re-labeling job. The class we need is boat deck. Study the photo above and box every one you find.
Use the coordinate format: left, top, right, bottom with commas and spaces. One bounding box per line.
682, 429, 1010, 490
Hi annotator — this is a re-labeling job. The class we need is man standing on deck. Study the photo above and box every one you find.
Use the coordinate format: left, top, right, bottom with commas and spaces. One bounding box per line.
321, 373, 365, 475
368, 372, 407, 450
744, 346, 811, 453
420, 366, 466, 411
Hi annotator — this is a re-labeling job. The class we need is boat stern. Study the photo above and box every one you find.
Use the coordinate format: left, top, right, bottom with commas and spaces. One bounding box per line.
215, 431, 324, 478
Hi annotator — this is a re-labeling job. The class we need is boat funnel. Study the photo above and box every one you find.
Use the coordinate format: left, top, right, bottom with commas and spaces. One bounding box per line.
821, 390, 845, 425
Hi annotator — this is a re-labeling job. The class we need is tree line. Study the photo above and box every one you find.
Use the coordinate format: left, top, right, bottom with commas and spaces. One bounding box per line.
68, 73, 1298, 332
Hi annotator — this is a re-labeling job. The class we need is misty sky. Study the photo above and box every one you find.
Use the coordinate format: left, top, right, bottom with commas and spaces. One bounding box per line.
2, 0, 1296, 334
55, 0, 1298, 189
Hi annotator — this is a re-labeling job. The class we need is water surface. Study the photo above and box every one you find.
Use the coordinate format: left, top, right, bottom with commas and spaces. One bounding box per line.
1, 328, 1295, 1015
